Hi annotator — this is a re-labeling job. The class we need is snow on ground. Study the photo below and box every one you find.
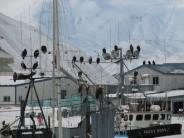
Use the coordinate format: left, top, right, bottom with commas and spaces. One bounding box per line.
0, 106, 81, 129
0, 106, 184, 137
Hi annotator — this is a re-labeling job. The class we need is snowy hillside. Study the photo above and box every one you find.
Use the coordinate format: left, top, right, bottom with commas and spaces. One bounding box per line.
62, 0, 184, 64
1, 0, 184, 73
0, 13, 117, 85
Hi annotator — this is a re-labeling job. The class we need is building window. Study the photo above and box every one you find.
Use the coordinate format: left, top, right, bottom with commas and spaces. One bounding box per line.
19, 96, 22, 102
3, 96, 11, 102
60, 90, 66, 99
153, 76, 159, 85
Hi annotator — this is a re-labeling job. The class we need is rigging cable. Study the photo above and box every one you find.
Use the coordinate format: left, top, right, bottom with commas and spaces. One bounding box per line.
63, 0, 108, 53
0, 117, 20, 135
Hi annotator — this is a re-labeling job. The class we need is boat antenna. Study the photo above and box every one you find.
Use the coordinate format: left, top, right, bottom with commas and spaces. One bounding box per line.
109, 22, 112, 49
101, 45, 141, 105
117, 21, 120, 45
19, 16, 23, 48
128, 27, 131, 44
163, 37, 167, 63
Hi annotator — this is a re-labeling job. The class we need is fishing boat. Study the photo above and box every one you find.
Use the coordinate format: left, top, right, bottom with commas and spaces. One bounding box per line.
113, 58, 182, 138
115, 104, 182, 138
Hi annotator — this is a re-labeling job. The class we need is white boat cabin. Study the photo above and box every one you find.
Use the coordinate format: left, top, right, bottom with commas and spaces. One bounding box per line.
115, 111, 171, 131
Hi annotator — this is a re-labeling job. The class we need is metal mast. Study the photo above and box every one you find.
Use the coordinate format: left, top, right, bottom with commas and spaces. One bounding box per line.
52, 0, 62, 138
119, 48, 125, 105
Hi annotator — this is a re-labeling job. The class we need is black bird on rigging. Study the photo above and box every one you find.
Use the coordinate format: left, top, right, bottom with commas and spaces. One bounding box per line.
32, 62, 38, 70
21, 49, 27, 59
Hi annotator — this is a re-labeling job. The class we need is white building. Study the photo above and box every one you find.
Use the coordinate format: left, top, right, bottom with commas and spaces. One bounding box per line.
125, 63, 184, 92
125, 63, 184, 113
0, 76, 80, 105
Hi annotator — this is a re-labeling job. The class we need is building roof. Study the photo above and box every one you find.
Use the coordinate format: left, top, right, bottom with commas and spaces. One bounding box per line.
147, 90, 184, 99
0, 75, 52, 86
126, 63, 184, 75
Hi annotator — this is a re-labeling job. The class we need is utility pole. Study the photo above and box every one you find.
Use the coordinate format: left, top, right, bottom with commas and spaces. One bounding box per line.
102, 45, 140, 106
83, 84, 90, 138
119, 48, 125, 105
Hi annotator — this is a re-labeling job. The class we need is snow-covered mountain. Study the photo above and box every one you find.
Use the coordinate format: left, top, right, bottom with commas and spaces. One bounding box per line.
60, 0, 184, 63
0, 13, 117, 84
1, 0, 184, 73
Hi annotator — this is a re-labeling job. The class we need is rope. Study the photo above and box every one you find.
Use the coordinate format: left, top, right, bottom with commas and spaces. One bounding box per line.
0, 117, 20, 134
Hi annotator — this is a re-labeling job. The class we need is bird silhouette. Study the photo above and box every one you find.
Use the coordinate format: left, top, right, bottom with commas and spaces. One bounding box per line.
21, 62, 27, 70
21, 49, 27, 59
33, 62, 38, 70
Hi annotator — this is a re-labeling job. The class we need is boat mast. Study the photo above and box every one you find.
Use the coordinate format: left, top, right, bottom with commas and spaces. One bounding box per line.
52, 0, 62, 138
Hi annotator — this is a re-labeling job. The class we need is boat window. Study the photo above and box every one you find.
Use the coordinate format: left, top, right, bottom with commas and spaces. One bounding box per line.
124, 115, 128, 121
145, 114, 151, 120
129, 114, 133, 121
160, 114, 165, 120
153, 114, 159, 120
167, 114, 171, 120
136, 114, 143, 121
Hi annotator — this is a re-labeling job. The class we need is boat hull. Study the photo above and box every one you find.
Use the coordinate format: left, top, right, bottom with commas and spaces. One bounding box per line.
118, 124, 182, 138
11, 128, 52, 138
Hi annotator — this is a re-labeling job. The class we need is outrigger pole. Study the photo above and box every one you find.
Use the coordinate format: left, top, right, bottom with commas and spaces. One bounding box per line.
52, 0, 62, 137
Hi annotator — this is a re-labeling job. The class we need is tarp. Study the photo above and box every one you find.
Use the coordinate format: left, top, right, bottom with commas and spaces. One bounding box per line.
27, 96, 96, 111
